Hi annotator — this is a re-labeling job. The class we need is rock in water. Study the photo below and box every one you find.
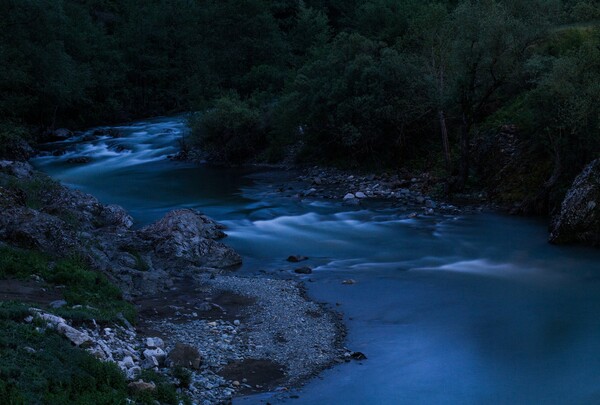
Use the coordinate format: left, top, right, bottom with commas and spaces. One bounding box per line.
287, 255, 308, 263
550, 159, 600, 246
139, 209, 242, 268
294, 266, 313, 274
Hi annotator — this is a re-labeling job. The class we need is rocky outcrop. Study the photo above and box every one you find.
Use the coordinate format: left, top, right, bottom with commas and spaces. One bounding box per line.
0, 207, 81, 252
0, 161, 242, 297
549, 159, 600, 246
139, 209, 241, 269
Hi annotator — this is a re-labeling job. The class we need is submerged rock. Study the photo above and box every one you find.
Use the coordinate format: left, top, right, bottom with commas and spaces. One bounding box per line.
294, 266, 312, 274
550, 159, 600, 246
287, 255, 308, 263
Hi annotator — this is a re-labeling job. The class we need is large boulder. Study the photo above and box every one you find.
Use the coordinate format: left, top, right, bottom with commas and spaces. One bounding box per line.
549, 159, 600, 246
0, 207, 81, 253
0, 160, 34, 179
139, 209, 241, 268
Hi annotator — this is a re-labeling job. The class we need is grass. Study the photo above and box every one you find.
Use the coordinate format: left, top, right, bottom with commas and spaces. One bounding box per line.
0, 246, 136, 324
0, 302, 185, 404
0, 172, 61, 210
0, 248, 188, 404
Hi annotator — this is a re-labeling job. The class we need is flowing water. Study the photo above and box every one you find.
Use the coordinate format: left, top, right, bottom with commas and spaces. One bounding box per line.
32, 117, 600, 404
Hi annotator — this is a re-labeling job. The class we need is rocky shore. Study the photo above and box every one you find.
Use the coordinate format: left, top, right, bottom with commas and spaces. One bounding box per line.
0, 160, 349, 404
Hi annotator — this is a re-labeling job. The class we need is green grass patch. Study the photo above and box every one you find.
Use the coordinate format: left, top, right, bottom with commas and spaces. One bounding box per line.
0, 172, 60, 210
0, 247, 135, 324
0, 302, 186, 404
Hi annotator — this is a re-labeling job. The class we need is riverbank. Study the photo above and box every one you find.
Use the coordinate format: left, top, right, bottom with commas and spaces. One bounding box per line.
0, 160, 348, 404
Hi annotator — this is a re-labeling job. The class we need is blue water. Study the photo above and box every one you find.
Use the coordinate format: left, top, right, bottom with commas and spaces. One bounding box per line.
32, 117, 600, 404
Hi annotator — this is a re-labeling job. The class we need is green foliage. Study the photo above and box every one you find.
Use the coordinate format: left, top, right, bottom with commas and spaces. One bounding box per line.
1, 0, 599, 203
0, 123, 30, 160
0, 310, 128, 404
189, 93, 266, 163
0, 303, 186, 404
171, 366, 192, 388
277, 32, 429, 166
0, 173, 60, 210
0, 247, 135, 323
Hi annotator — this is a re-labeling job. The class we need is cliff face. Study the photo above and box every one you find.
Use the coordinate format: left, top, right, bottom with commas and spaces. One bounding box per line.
0, 160, 241, 298
549, 158, 600, 247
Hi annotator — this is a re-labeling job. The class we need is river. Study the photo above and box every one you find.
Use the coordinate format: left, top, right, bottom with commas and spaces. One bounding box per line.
32, 117, 600, 404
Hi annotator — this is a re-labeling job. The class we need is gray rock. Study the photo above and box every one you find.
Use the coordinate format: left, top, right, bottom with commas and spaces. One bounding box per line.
294, 266, 313, 274
101, 205, 134, 229
145, 337, 165, 349
128, 380, 156, 392
550, 159, 600, 246
343, 193, 355, 200
126, 366, 142, 380
141, 356, 159, 369
56, 323, 92, 347
287, 255, 308, 263
166, 342, 202, 370
143, 348, 166, 365
355, 192, 366, 199
139, 209, 241, 269
0, 208, 80, 254
49, 300, 67, 309
0, 161, 34, 178
120, 356, 136, 369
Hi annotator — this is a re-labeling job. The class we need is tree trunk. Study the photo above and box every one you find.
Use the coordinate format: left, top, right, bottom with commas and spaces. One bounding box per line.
438, 110, 451, 171
457, 113, 471, 191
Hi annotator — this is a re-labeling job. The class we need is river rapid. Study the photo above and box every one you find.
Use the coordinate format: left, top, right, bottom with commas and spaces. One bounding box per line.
32, 117, 600, 404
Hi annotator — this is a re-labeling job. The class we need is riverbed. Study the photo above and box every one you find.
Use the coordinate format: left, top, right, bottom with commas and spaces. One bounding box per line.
32, 117, 600, 404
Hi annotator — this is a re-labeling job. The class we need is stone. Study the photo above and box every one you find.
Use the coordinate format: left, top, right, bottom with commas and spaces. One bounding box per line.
342, 279, 356, 285
550, 159, 600, 246
49, 300, 67, 309
425, 200, 437, 209
233, 320, 241, 326
351, 351, 367, 360
0, 208, 81, 254
313, 177, 322, 185
343, 193, 355, 200
100, 205, 134, 229
294, 266, 312, 274
128, 380, 156, 392
287, 255, 308, 263
355, 192, 366, 199
120, 356, 136, 369
145, 337, 165, 349
166, 343, 202, 370
127, 366, 142, 380
141, 356, 159, 369
143, 348, 166, 365
139, 209, 242, 268
56, 323, 92, 347
0, 161, 34, 179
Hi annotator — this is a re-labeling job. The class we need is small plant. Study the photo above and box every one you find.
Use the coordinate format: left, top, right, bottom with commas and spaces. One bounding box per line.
172, 366, 192, 388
